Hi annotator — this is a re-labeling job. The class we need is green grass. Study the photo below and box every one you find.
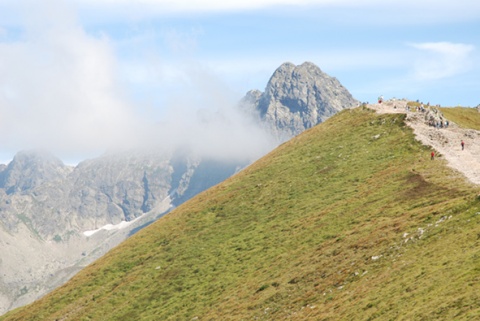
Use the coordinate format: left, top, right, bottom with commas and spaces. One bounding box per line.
440, 106, 480, 130
2, 106, 480, 320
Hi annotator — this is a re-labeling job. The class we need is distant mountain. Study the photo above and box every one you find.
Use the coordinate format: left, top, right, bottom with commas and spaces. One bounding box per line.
0, 150, 242, 313
0, 61, 358, 314
0, 150, 71, 195
240, 61, 359, 141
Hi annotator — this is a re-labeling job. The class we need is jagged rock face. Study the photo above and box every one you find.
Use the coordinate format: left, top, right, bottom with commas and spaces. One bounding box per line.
0, 150, 72, 195
0, 151, 239, 240
67, 153, 173, 228
0, 152, 169, 239
241, 62, 359, 140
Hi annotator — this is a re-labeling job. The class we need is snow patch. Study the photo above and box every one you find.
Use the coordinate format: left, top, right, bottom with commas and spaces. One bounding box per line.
83, 220, 136, 237
83, 196, 173, 237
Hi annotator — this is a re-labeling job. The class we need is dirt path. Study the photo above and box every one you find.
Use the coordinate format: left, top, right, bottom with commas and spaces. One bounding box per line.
369, 100, 480, 185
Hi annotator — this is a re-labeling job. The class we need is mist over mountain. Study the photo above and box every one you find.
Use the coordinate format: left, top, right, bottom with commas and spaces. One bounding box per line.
0, 61, 358, 314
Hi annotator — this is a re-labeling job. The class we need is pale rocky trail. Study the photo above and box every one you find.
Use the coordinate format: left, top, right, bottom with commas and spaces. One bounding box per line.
369, 100, 480, 185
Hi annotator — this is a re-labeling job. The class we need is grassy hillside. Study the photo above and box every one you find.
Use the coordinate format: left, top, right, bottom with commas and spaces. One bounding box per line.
439, 106, 480, 130
2, 106, 479, 320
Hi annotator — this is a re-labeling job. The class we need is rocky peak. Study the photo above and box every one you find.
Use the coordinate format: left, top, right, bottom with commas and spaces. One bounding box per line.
0, 150, 71, 195
242, 61, 359, 141
269, 61, 296, 80
241, 89, 262, 106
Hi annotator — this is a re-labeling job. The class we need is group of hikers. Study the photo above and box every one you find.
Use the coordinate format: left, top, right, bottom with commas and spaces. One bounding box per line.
414, 102, 464, 160
376, 96, 467, 161
410, 103, 450, 129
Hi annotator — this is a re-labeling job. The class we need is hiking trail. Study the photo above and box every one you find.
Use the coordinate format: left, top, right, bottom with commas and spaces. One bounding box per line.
369, 100, 480, 185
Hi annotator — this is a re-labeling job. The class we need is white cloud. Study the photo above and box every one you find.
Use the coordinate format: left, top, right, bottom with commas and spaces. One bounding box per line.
138, 63, 278, 162
72, 0, 478, 10
75, 0, 335, 12
0, 0, 479, 28
67, 0, 480, 21
0, 0, 143, 158
0, 0, 277, 164
409, 42, 475, 81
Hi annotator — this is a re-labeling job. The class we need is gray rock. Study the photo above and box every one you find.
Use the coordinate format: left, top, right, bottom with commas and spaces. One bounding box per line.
0, 150, 71, 195
241, 61, 359, 140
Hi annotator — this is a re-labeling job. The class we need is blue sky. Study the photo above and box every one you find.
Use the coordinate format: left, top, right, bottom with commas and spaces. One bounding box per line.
0, 0, 479, 164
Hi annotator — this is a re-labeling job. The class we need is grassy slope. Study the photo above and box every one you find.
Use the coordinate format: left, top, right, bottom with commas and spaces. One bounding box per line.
439, 107, 480, 130
2, 107, 479, 320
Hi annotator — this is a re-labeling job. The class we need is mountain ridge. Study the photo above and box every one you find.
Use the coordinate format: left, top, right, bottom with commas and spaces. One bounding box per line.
2, 104, 478, 320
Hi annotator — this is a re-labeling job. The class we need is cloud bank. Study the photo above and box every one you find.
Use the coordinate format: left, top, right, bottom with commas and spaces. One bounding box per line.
65, 0, 480, 25
0, 1, 140, 156
72, 0, 480, 13
0, 0, 276, 164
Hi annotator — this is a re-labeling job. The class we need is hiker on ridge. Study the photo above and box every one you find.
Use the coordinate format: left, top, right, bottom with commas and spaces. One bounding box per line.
431, 151, 435, 160
461, 140, 465, 150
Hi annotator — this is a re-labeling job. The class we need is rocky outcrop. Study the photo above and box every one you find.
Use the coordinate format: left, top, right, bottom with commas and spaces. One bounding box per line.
423, 106, 447, 128
0, 150, 72, 195
241, 61, 359, 140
